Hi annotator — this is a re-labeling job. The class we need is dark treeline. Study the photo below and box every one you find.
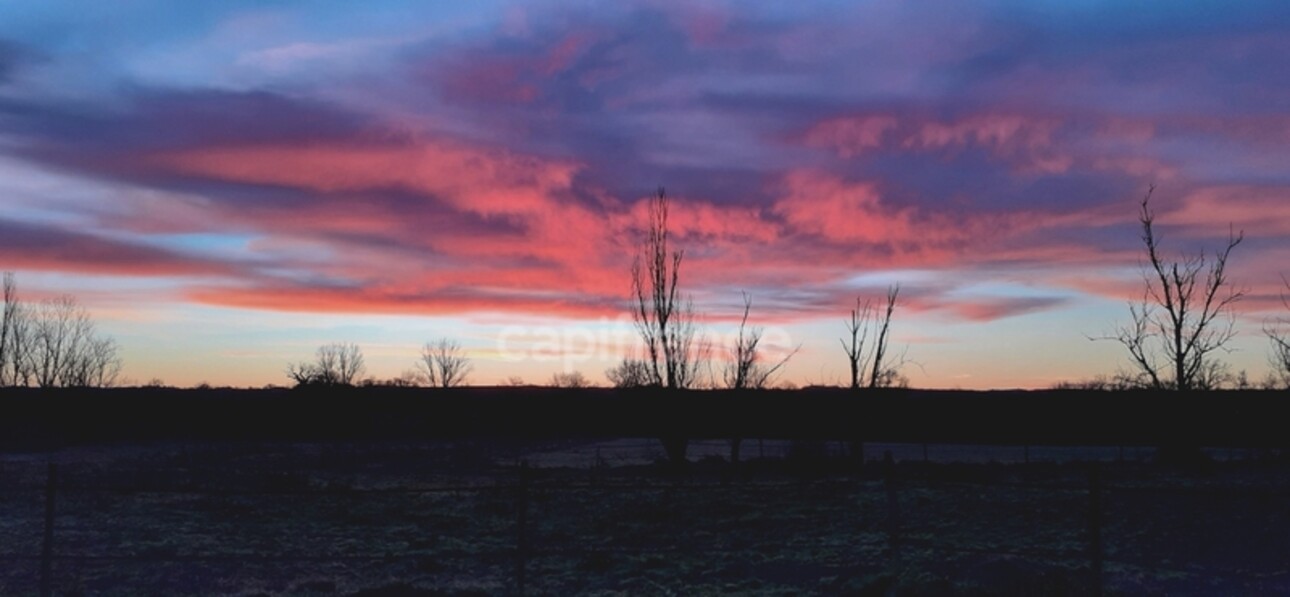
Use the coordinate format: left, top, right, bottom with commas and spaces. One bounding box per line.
1, 386, 1287, 451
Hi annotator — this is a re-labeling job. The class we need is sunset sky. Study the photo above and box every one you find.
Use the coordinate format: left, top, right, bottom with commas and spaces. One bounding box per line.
2, 1, 1289, 388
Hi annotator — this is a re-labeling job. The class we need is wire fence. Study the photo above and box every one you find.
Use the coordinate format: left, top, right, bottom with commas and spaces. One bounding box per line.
1, 441, 1288, 595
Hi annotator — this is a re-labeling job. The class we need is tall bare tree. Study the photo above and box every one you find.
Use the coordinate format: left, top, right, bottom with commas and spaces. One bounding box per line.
629, 187, 709, 466
7, 296, 33, 387
1111, 187, 1244, 390
419, 338, 472, 388
0, 272, 17, 386
631, 187, 707, 389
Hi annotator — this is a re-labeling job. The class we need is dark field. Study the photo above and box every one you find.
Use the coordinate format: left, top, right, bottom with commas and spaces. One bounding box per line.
3, 439, 1289, 596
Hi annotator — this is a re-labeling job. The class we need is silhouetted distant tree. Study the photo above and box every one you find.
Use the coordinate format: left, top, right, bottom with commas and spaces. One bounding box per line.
840, 285, 904, 389
606, 357, 652, 388
0, 276, 123, 388
1266, 278, 1290, 389
1051, 373, 1140, 392
394, 369, 425, 387
7, 292, 123, 388
550, 371, 591, 388
1109, 187, 1244, 390
419, 338, 471, 388
287, 342, 365, 387
286, 362, 319, 386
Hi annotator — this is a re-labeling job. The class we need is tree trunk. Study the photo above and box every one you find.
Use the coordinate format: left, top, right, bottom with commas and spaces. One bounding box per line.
661, 437, 688, 470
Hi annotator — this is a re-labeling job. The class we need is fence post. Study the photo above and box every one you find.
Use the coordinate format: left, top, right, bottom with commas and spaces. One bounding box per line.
883, 451, 900, 564
515, 461, 530, 597
1087, 462, 1103, 597
40, 462, 58, 597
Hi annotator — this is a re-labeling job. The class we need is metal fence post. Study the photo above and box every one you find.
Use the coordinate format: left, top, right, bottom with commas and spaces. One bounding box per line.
1088, 462, 1103, 597
40, 462, 58, 597
883, 451, 900, 564
516, 461, 530, 596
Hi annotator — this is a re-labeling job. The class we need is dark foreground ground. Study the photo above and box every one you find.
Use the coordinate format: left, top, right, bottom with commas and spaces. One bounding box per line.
2, 439, 1289, 596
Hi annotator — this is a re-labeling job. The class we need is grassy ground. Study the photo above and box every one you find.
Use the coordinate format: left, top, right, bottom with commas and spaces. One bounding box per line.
1, 441, 1288, 595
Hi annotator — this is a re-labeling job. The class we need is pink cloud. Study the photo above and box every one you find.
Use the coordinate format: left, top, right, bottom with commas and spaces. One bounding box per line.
771, 171, 909, 244
187, 283, 623, 319
154, 139, 579, 217
802, 115, 898, 158
1165, 185, 1290, 238
0, 220, 235, 278
127, 133, 1154, 326
802, 111, 1075, 173
768, 169, 1021, 263
945, 296, 1070, 322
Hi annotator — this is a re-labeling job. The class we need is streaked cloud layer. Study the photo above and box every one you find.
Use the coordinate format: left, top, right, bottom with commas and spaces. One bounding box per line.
1, 1, 1288, 387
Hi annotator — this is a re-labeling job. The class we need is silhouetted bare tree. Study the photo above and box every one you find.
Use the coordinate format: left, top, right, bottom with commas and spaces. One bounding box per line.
419, 338, 471, 388
6, 291, 33, 387
723, 292, 798, 465
724, 293, 796, 390
63, 336, 123, 388
286, 362, 318, 386
606, 357, 652, 388
287, 342, 365, 387
550, 371, 591, 388
869, 285, 901, 388
840, 297, 872, 390
394, 369, 425, 387
1111, 187, 1244, 390
323, 342, 365, 385
1266, 278, 1290, 389
839, 285, 904, 389
631, 187, 708, 389
0, 272, 17, 386
0, 277, 124, 388
24, 295, 121, 388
